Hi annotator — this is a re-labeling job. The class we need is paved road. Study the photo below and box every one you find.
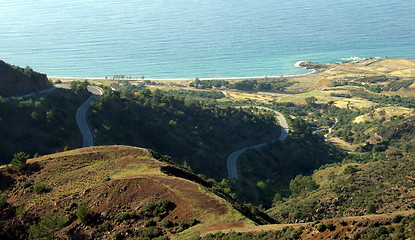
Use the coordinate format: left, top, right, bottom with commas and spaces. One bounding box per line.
227, 106, 289, 179
76, 86, 103, 147
3, 87, 57, 100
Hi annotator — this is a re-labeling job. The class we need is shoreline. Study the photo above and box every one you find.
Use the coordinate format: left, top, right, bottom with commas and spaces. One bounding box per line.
49, 70, 316, 82
49, 62, 316, 81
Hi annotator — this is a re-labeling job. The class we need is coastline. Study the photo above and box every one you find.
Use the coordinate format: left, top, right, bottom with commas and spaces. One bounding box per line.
49, 65, 316, 82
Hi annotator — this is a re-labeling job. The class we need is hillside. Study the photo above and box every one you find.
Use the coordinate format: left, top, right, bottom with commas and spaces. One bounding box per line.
0, 60, 52, 97
0, 146, 276, 239
0, 88, 90, 163
88, 88, 279, 179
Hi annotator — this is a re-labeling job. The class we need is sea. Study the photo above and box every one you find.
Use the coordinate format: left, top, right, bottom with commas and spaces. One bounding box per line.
0, 0, 414, 79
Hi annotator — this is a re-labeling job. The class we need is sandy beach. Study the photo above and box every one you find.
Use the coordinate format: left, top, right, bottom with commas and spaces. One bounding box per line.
49, 67, 316, 82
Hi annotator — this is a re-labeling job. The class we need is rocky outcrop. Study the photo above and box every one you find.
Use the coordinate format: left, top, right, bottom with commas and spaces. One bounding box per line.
299, 61, 328, 70
0, 60, 52, 97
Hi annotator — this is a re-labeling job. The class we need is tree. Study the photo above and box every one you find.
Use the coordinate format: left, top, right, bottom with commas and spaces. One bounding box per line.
194, 78, 201, 87
11, 152, 30, 170
305, 96, 317, 107
23, 66, 34, 78
28, 212, 68, 240
289, 174, 318, 196
76, 201, 90, 222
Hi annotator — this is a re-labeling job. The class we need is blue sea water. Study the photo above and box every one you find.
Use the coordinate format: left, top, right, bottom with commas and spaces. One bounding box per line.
0, 0, 414, 78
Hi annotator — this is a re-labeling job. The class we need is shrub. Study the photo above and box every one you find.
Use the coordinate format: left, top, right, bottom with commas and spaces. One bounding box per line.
289, 174, 319, 196
76, 202, 90, 222
145, 219, 157, 227
34, 182, 47, 194
22, 181, 33, 189
189, 218, 199, 227
339, 220, 347, 226
15, 205, 25, 216
367, 204, 377, 214
326, 223, 336, 231
393, 215, 404, 223
65, 202, 78, 211
100, 220, 112, 231
343, 165, 361, 175
160, 219, 174, 228
114, 212, 136, 223
11, 152, 30, 170
317, 224, 327, 232
0, 192, 7, 208
134, 226, 164, 239
28, 212, 68, 240
140, 200, 175, 219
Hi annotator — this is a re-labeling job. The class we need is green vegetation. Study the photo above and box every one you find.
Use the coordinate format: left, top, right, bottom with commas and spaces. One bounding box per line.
10, 152, 30, 170
28, 212, 68, 240
200, 227, 304, 240
0, 88, 90, 163
34, 182, 47, 194
162, 89, 225, 100
289, 175, 318, 196
90, 88, 278, 178
190, 78, 295, 92
235, 103, 346, 207
14, 65, 46, 82
350, 89, 415, 108
0, 192, 7, 208
330, 76, 414, 93
139, 199, 175, 219
76, 202, 90, 222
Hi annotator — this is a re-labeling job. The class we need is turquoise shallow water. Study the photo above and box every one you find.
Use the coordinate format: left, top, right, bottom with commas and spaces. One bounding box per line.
0, 0, 414, 78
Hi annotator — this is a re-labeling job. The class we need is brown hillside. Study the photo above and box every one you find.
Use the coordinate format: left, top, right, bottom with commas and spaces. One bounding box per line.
0, 60, 52, 97
0, 146, 253, 239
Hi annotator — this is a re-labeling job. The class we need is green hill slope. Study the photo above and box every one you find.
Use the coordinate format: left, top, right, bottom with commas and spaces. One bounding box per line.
0, 146, 275, 240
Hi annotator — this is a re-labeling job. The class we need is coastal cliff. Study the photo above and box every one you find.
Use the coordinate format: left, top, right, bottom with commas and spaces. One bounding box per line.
0, 60, 52, 97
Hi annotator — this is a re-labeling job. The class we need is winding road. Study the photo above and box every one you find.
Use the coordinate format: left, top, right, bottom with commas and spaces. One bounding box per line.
76, 86, 103, 147
227, 107, 289, 179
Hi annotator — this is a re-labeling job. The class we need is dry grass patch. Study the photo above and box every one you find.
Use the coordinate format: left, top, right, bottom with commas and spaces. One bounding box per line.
354, 107, 414, 123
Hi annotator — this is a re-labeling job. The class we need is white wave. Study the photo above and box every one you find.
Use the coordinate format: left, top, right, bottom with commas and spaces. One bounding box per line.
339, 56, 365, 61
294, 61, 305, 67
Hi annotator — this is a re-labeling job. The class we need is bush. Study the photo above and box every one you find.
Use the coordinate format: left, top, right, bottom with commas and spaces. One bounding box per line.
289, 174, 319, 196
0, 192, 7, 208
140, 200, 175, 219
317, 224, 327, 232
367, 204, 377, 214
189, 218, 199, 227
144, 219, 157, 227
134, 226, 164, 239
100, 220, 112, 231
339, 220, 347, 226
11, 152, 30, 170
22, 181, 33, 189
326, 223, 336, 231
393, 215, 404, 223
28, 212, 68, 240
34, 182, 47, 194
160, 219, 174, 228
15, 205, 25, 216
65, 202, 78, 211
114, 212, 135, 222
343, 165, 361, 175
76, 202, 90, 222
